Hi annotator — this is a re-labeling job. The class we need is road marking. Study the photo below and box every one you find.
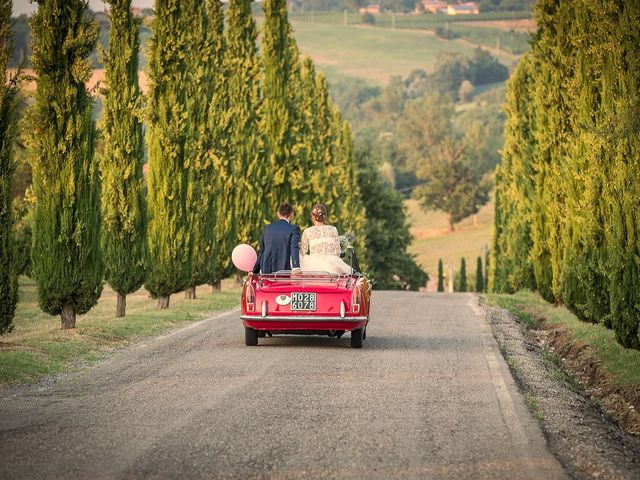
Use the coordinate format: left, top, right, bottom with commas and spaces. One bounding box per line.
468, 293, 540, 473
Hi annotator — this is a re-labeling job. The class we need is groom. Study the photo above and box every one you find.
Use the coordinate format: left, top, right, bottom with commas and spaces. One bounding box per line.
253, 202, 301, 275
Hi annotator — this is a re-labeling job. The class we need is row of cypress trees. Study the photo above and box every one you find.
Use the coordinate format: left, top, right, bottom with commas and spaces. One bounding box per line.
1, 0, 365, 329
0, 0, 20, 334
489, 0, 640, 349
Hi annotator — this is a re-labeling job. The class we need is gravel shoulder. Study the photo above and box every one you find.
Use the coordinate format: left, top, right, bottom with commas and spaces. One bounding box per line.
486, 305, 640, 479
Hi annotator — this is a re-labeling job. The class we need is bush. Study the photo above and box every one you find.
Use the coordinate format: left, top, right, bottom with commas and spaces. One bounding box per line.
454, 257, 468, 292
362, 12, 375, 25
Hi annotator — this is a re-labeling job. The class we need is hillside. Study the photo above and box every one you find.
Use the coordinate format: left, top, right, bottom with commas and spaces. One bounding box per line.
406, 198, 493, 290
291, 21, 485, 85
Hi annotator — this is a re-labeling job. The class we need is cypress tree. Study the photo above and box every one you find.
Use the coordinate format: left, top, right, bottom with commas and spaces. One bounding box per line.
0, 0, 19, 334
458, 257, 467, 292
145, 0, 192, 308
298, 57, 322, 211
475, 256, 483, 293
333, 116, 366, 258
226, 0, 265, 245
489, 54, 537, 294
185, 0, 227, 299
529, 0, 576, 303
559, 1, 610, 326
437, 259, 444, 292
207, 0, 236, 289
99, 0, 147, 317
25, 0, 103, 328
599, 0, 640, 347
260, 0, 300, 206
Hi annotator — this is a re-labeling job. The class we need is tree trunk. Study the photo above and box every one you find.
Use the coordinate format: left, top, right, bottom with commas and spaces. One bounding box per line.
157, 296, 170, 309
449, 216, 455, 232
234, 273, 243, 285
184, 285, 196, 299
61, 303, 76, 329
116, 292, 126, 317
211, 280, 221, 293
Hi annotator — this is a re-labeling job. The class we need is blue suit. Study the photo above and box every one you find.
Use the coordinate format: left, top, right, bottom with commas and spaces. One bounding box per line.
253, 219, 301, 274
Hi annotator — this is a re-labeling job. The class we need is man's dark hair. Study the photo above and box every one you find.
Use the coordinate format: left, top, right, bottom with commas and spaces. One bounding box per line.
278, 202, 294, 218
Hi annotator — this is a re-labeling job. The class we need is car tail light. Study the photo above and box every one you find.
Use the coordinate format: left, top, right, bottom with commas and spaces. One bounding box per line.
246, 285, 255, 312
352, 286, 362, 314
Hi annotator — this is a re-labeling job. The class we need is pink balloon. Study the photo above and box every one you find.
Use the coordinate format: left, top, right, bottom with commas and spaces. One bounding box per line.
232, 244, 257, 272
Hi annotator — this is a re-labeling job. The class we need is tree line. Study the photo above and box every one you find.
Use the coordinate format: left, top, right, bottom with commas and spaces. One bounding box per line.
0, 0, 367, 333
489, 0, 640, 350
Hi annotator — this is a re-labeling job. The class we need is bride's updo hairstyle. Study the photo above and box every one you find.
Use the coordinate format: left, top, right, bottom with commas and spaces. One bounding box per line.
311, 204, 327, 224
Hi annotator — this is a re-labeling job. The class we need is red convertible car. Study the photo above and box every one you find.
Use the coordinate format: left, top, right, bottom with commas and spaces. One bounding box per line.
240, 270, 372, 348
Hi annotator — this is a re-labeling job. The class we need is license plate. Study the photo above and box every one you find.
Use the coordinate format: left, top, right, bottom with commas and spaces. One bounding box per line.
291, 292, 317, 311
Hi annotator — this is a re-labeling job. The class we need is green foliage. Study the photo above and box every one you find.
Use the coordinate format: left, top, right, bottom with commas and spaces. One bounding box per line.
226, 0, 266, 246
475, 256, 484, 292
414, 137, 490, 231
492, 0, 640, 349
12, 187, 33, 278
145, 0, 193, 301
186, 0, 229, 289
467, 48, 509, 86
357, 144, 427, 290
25, 0, 104, 324
489, 55, 536, 294
260, 0, 301, 207
454, 257, 467, 292
437, 258, 444, 292
0, 0, 19, 334
330, 112, 367, 253
99, 0, 148, 304
361, 12, 375, 25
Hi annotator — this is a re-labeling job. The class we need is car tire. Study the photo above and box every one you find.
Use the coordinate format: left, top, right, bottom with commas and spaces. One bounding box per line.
350, 328, 363, 348
363, 327, 367, 341
245, 327, 258, 346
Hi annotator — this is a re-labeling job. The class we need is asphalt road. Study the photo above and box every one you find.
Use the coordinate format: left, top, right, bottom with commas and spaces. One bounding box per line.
1, 292, 567, 479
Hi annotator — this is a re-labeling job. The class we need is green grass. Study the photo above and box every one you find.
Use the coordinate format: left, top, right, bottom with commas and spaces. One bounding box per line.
289, 11, 533, 27
489, 290, 640, 389
0, 277, 240, 386
289, 21, 486, 85
406, 198, 493, 286
288, 12, 531, 64
525, 394, 545, 421
446, 24, 531, 54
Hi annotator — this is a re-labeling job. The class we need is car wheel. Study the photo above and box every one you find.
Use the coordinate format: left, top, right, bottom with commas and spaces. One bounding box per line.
350, 328, 363, 348
245, 327, 258, 346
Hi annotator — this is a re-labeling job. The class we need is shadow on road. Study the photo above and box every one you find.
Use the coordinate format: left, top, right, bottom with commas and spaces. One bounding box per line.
248, 333, 479, 352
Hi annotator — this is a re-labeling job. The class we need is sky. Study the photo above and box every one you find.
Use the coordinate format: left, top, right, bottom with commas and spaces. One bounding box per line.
12, 0, 155, 16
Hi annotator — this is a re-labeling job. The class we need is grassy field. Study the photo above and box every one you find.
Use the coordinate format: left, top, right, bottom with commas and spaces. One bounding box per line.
291, 21, 488, 85
489, 290, 640, 389
406, 198, 493, 289
0, 278, 240, 386
289, 11, 533, 27
290, 12, 532, 59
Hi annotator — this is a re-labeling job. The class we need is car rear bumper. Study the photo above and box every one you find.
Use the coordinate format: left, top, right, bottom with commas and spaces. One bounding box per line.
241, 315, 368, 332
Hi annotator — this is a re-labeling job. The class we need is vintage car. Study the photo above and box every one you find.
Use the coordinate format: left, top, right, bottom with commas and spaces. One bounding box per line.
240, 268, 372, 348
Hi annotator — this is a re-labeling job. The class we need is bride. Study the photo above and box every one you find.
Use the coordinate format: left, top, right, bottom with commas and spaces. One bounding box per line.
300, 204, 353, 274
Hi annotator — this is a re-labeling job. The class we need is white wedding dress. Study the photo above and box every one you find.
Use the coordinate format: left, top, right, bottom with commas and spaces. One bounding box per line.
300, 225, 352, 274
